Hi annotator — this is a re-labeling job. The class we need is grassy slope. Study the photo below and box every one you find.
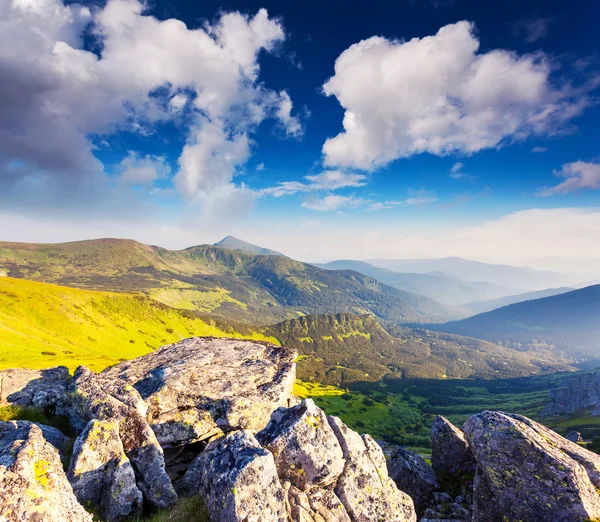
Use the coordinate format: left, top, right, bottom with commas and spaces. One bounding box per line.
0, 239, 463, 325
0, 276, 276, 372
269, 313, 573, 386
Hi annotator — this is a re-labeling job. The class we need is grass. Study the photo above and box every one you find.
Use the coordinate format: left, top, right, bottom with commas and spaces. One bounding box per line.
134, 496, 209, 522
0, 277, 277, 372
150, 287, 247, 312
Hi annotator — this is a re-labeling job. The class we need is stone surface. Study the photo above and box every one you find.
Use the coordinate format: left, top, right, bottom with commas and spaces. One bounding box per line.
387, 447, 439, 516
430, 416, 475, 478
328, 416, 417, 522
464, 410, 600, 522
568, 430, 584, 443
0, 421, 92, 521
542, 371, 600, 417
68, 366, 177, 509
100, 337, 297, 448
179, 430, 287, 522
0, 366, 69, 414
68, 419, 143, 521
257, 398, 344, 491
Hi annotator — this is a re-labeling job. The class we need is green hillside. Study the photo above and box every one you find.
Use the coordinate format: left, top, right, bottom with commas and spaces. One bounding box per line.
436, 285, 600, 359
0, 276, 276, 372
268, 313, 572, 386
0, 239, 463, 325
213, 235, 284, 256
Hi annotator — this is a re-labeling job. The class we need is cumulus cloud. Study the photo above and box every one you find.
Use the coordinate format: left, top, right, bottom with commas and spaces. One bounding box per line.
0, 0, 301, 212
538, 161, 600, 196
259, 170, 367, 197
117, 152, 171, 186
301, 195, 365, 211
321, 21, 596, 171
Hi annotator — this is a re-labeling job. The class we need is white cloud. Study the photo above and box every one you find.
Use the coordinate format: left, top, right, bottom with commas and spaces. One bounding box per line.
0, 0, 301, 212
117, 152, 171, 187
538, 161, 600, 196
259, 170, 367, 197
301, 195, 365, 211
404, 190, 438, 205
255, 163, 266, 171
532, 146, 548, 153
321, 21, 596, 171
449, 161, 474, 180
514, 16, 553, 43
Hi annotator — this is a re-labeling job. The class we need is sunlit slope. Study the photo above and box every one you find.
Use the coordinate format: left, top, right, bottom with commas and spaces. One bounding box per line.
0, 277, 276, 372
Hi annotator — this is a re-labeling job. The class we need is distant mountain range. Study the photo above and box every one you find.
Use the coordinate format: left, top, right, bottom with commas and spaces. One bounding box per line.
213, 236, 284, 257
0, 239, 463, 325
435, 285, 600, 359
315, 260, 512, 305
464, 287, 574, 313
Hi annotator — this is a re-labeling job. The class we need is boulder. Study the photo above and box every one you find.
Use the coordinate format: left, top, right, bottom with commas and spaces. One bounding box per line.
178, 430, 288, 522
567, 430, 584, 443
68, 419, 143, 521
0, 366, 69, 414
328, 416, 417, 522
430, 416, 475, 478
0, 421, 92, 521
541, 371, 600, 417
99, 338, 297, 447
68, 366, 177, 509
257, 398, 344, 491
387, 447, 439, 516
464, 410, 600, 522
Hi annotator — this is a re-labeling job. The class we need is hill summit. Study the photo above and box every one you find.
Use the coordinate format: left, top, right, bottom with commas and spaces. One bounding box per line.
213, 236, 284, 257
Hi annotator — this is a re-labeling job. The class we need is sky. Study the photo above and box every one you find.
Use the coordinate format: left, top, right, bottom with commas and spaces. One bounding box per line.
1, 0, 599, 271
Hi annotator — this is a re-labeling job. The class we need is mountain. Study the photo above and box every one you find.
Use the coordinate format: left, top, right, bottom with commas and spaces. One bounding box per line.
368, 257, 570, 291
0, 276, 274, 372
267, 313, 572, 386
435, 285, 600, 359
315, 260, 511, 305
213, 235, 284, 257
0, 239, 464, 325
464, 287, 574, 313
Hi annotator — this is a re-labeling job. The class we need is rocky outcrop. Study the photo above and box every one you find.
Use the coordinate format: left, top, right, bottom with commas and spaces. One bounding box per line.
0, 421, 92, 521
99, 337, 297, 447
464, 411, 600, 522
0, 366, 69, 413
430, 415, 475, 478
387, 447, 439, 516
542, 372, 600, 417
68, 419, 143, 521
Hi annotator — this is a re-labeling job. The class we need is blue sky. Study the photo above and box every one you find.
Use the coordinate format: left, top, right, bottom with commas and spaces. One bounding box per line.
1, 0, 599, 270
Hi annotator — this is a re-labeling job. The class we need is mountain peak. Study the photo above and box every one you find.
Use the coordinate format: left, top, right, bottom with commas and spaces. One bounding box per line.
213, 236, 284, 257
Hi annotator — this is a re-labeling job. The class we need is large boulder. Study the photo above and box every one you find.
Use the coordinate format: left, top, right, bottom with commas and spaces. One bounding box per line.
100, 338, 297, 447
431, 415, 475, 478
328, 416, 417, 522
0, 421, 92, 521
387, 447, 439, 516
464, 410, 600, 522
68, 366, 177, 509
541, 371, 600, 417
68, 419, 143, 521
178, 430, 288, 522
0, 366, 69, 414
257, 398, 344, 491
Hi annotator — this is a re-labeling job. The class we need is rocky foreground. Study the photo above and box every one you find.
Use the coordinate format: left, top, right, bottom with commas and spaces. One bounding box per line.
2, 338, 600, 521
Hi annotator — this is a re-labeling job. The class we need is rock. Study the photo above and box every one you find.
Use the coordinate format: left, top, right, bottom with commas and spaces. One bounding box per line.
68, 419, 143, 521
464, 410, 600, 522
0, 419, 69, 454
568, 430, 584, 443
0, 421, 92, 521
0, 366, 69, 414
387, 447, 439, 516
178, 430, 288, 522
99, 337, 297, 447
256, 398, 344, 491
328, 416, 417, 522
542, 371, 600, 417
430, 416, 475, 478
68, 366, 177, 509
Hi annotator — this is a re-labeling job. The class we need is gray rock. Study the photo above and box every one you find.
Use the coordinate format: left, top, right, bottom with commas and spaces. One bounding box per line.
68, 419, 143, 521
387, 447, 439, 516
431, 416, 475, 478
567, 430, 584, 443
0, 422, 92, 521
0, 420, 70, 455
464, 410, 600, 522
0, 366, 69, 414
257, 398, 344, 491
328, 416, 417, 522
68, 366, 177, 509
179, 430, 288, 521
542, 371, 600, 417
99, 337, 297, 448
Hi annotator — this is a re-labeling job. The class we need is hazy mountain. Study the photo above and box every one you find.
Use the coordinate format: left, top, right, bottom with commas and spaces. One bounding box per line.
368, 257, 570, 291
435, 285, 600, 359
213, 236, 284, 257
0, 239, 464, 325
464, 287, 574, 313
316, 260, 511, 305
268, 313, 573, 386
